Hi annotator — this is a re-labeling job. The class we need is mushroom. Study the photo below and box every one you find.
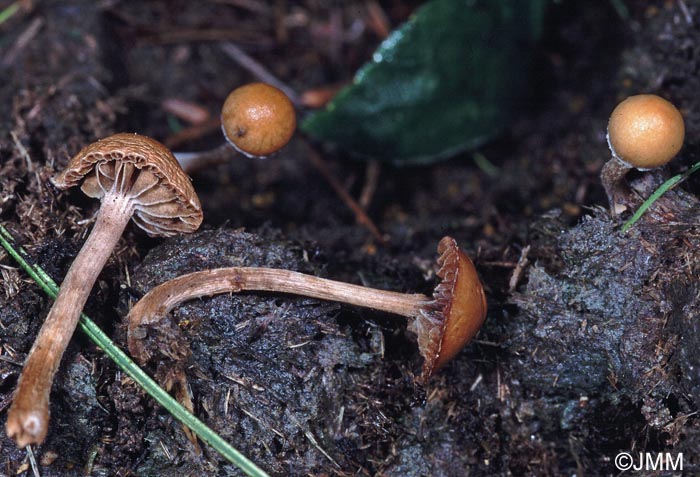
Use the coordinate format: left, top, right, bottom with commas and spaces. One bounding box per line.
6, 133, 203, 447
172, 82, 385, 242
601, 94, 685, 215
127, 236, 487, 379
176, 82, 296, 174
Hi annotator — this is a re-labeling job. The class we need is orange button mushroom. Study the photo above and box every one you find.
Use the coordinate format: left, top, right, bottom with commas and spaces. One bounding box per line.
127, 236, 486, 380
175, 83, 296, 173
601, 94, 685, 214
6, 133, 202, 447
221, 82, 296, 159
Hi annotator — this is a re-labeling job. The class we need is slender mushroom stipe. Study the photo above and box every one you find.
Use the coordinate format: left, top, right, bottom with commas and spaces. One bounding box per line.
6, 133, 202, 447
127, 236, 486, 379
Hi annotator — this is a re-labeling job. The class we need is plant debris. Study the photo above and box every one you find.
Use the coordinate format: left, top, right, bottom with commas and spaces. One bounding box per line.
1, 1, 700, 476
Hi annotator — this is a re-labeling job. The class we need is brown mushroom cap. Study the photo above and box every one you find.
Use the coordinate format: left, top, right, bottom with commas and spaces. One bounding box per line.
221, 83, 296, 158
607, 94, 685, 169
52, 133, 203, 237
408, 237, 487, 377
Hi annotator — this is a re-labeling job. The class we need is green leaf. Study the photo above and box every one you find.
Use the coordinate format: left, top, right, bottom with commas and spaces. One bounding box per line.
302, 0, 546, 165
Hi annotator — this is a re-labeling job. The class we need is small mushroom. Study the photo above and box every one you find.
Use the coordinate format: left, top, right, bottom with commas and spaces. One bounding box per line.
221, 82, 296, 158
601, 94, 685, 214
171, 83, 384, 242
127, 236, 487, 379
176, 83, 296, 174
6, 133, 203, 447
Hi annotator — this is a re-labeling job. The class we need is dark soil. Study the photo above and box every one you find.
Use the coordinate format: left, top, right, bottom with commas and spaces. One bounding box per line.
1, 1, 699, 476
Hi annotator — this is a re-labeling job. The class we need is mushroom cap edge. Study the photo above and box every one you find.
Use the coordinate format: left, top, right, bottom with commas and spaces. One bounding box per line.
51, 133, 203, 236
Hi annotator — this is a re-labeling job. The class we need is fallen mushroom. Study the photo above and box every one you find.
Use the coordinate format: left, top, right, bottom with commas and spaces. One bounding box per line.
175, 82, 296, 174
601, 94, 685, 215
6, 133, 203, 447
127, 236, 487, 379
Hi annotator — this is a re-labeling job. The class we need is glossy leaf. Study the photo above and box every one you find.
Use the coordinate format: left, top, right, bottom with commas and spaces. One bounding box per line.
302, 0, 545, 165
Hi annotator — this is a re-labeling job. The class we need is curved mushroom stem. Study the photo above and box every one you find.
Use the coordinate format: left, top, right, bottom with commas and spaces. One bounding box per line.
128, 237, 487, 379
127, 267, 429, 375
6, 169, 136, 447
174, 143, 235, 175
129, 267, 429, 332
600, 157, 633, 215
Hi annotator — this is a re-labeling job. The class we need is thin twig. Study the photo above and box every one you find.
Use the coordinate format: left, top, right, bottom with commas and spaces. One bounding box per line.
164, 117, 221, 149
359, 159, 380, 210
2, 16, 43, 67
508, 245, 530, 293
365, 0, 391, 38
11, 131, 33, 172
26, 445, 40, 477
678, 0, 692, 25
285, 410, 340, 468
209, 0, 271, 16
219, 42, 302, 107
138, 29, 265, 46
305, 143, 387, 243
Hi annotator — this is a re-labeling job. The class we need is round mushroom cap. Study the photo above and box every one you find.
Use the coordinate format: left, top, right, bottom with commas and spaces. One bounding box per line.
431, 237, 487, 372
221, 83, 296, 158
51, 133, 203, 237
607, 94, 685, 169
409, 237, 487, 378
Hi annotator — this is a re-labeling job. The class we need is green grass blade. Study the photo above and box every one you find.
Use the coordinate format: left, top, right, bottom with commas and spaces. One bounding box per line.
0, 2, 20, 26
621, 160, 700, 234
472, 152, 499, 178
0, 224, 269, 477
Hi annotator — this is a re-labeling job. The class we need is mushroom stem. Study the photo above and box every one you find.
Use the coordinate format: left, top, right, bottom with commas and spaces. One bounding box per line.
600, 157, 633, 215
6, 188, 135, 447
8, 133, 203, 447
174, 143, 233, 175
130, 267, 429, 331
128, 236, 487, 379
